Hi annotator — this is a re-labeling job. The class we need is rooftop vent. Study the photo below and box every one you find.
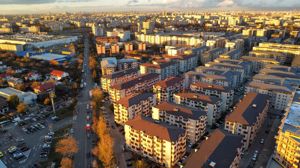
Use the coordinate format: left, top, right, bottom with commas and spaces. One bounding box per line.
174, 108, 179, 112
209, 161, 216, 167
252, 104, 257, 108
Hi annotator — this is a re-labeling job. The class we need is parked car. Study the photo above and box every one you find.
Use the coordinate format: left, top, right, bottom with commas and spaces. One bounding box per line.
8, 146, 17, 154
13, 152, 24, 160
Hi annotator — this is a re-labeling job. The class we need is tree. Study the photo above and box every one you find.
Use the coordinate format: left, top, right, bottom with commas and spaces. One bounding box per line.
96, 133, 115, 168
8, 95, 19, 109
60, 157, 73, 168
31, 81, 40, 88
17, 103, 27, 113
91, 88, 104, 102
89, 57, 97, 70
55, 136, 78, 157
92, 70, 97, 80
44, 97, 51, 105
94, 116, 115, 167
135, 159, 149, 168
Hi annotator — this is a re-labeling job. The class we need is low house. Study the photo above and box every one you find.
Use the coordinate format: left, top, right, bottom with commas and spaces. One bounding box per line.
32, 82, 55, 94
0, 87, 37, 105
50, 70, 69, 80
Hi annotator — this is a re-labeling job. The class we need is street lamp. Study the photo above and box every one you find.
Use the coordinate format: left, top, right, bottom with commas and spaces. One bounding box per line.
49, 91, 56, 115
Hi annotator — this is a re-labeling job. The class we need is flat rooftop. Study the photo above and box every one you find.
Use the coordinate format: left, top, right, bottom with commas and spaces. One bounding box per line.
0, 33, 75, 43
30, 53, 68, 61
283, 90, 300, 135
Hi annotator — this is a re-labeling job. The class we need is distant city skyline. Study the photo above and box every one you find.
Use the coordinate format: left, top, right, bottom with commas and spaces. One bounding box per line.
1, 0, 300, 14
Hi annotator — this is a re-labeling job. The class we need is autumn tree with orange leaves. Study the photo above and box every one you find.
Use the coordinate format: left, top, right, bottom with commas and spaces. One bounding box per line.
60, 157, 73, 168
55, 136, 78, 157
92, 115, 115, 168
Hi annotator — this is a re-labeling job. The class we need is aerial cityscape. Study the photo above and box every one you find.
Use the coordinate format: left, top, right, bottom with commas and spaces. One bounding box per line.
0, 1, 300, 168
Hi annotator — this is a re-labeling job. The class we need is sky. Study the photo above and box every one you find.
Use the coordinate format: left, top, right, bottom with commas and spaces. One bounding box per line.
0, 0, 300, 14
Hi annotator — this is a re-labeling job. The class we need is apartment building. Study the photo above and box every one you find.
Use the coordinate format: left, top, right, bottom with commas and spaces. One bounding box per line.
224, 92, 269, 149
124, 116, 186, 168
205, 61, 250, 83
185, 71, 232, 88
153, 77, 185, 103
194, 67, 242, 88
140, 60, 178, 80
109, 73, 160, 102
246, 81, 292, 111
190, 82, 234, 111
241, 56, 280, 73
274, 90, 300, 168
201, 48, 225, 64
152, 102, 207, 144
114, 92, 156, 125
173, 92, 222, 126
213, 58, 253, 79
219, 48, 243, 60
185, 129, 243, 168
164, 54, 198, 73
101, 68, 139, 92
136, 33, 204, 46
252, 43, 300, 66
249, 50, 287, 65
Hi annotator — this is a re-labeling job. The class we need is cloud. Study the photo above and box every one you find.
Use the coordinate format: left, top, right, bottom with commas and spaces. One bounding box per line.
0, 0, 300, 14
218, 0, 235, 7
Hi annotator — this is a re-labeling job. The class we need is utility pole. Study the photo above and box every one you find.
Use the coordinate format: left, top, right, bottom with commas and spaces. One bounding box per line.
50, 91, 56, 115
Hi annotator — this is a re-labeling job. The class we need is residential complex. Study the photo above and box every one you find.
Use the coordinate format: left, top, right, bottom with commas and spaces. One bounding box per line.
224, 93, 269, 149
173, 92, 222, 126
109, 73, 160, 102
246, 81, 292, 111
152, 102, 207, 144
190, 82, 234, 111
274, 90, 300, 168
124, 116, 186, 168
100, 68, 139, 92
185, 129, 243, 168
1, 9, 300, 168
153, 77, 185, 103
113, 92, 156, 125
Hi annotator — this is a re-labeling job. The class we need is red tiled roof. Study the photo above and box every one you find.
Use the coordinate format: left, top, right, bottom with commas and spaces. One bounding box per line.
225, 92, 269, 125
154, 77, 183, 88
50, 70, 65, 77
33, 82, 55, 92
125, 115, 185, 142
190, 82, 228, 92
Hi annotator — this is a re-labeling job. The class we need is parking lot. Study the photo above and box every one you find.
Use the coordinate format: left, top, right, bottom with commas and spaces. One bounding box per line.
0, 103, 73, 168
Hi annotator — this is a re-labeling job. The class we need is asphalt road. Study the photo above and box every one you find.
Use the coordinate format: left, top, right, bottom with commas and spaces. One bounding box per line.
73, 35, 94, 168
239, 111, 281, 168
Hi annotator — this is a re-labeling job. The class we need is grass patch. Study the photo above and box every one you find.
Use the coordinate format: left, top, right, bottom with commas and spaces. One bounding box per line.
39, 124, 72, 168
